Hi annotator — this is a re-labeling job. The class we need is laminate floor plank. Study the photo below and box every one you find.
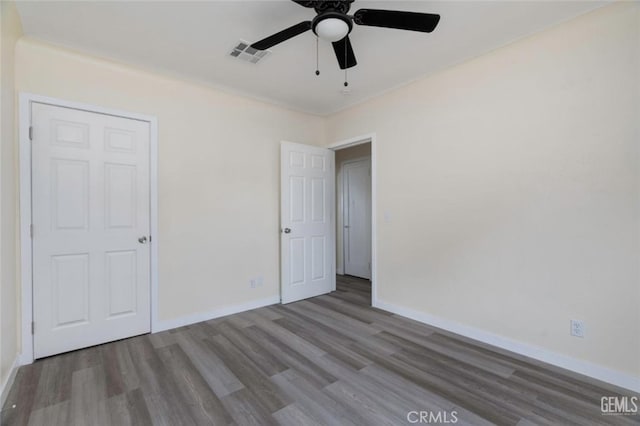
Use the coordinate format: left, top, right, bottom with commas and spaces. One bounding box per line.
101, 342, 132, 399
30, 352, 76, 411
271, 403, 323, 426
204, 335, 289, 413
393, 348, 569, 424
327, 289, 369, 307
318, 357, 427, 422
323, 380, 404, 426
126, 337, 199, 426
222, 313, 255, 329
249, 312, 327, 360
397, 342, 581, 425
214, 321, 289, 377
220, 388, 277, 426
348, 339, 524, 424
254, 306, 284, 321
309, 296, 381, 324
241, 325, 337, 389
359, 363, 496, 426
429, 330, 631, 396
25, 401, 70, 426
148, 330, 178, 349
123, 388, 153, 426
270, 369, 366, 426
0, 363, 43, 426
292, 300, 381, 337
315, 293, 394, 318
284, 302, 399, 356
184, 321, 219, 341
156, 344, 233, 425
110, 340, 141, 394
3, 275, 637, 425
173, 329, 244, 398
69, 366, 108, 426
272, 315, 372, 370
103, 393, 133, 426
378, 328, 517, 378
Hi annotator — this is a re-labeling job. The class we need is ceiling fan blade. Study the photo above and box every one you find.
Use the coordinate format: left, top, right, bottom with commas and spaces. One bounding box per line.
354, 9, 440, 33
251, 21, 312, 50
332, 36, 357, 70
291, 0, 317, 7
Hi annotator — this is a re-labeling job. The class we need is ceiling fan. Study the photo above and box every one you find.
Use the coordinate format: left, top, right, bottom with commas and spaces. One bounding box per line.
250, 0, 441, 70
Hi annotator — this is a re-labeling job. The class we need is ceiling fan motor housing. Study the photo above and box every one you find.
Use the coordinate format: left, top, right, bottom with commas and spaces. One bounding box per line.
293, 0, 354, 14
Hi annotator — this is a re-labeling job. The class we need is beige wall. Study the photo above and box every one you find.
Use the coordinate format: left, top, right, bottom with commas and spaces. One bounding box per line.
15, 39, 326, 324
0, 0, 22, 395
326, 2, 640, 379
335, 143, 371, 274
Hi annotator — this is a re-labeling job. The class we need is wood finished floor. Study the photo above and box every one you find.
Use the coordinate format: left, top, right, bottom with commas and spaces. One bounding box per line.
2, 275, 638, 426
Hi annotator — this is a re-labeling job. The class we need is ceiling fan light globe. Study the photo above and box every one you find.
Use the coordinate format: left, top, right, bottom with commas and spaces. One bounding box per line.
316, 18, 349, 42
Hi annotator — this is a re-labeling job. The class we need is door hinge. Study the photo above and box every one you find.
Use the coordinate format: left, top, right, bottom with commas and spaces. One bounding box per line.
30, 224, 34, 238
29, 126, 33, 141
368, 262, 371, 271
31, 321, 35, 335
149, 235, 152, 242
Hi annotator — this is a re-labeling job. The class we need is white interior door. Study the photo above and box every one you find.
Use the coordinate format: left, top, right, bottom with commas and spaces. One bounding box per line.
343, 158, 372, 279
281, 141, 335, 304
32, 102, 151, 358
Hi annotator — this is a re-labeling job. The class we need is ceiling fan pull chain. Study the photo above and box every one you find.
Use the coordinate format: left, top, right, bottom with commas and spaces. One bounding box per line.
344, 41, 349, 87
315, 36, 320, 76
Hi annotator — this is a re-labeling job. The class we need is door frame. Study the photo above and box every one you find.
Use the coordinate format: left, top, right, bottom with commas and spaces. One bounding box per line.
339, 156, 371, 279
18, 93, 159, 364
328, 133, 377, 306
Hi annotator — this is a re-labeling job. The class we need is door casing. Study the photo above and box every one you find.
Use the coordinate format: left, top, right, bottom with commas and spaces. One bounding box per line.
18, 93, 159, 365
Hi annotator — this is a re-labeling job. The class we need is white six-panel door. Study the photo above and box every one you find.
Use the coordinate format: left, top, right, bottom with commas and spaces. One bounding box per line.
280, 142, 335, 304
32, 103, 151, 358
343, 158, 372, 279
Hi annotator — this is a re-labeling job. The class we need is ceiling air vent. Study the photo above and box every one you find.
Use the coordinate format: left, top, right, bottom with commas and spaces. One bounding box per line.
229, 40, 270, 64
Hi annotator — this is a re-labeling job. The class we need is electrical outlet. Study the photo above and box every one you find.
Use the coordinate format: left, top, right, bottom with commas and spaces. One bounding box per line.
249, 276, 264, 289
570, 319, 585, 338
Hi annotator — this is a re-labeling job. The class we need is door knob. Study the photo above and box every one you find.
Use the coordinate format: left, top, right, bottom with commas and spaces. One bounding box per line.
283, 228, 291, 234
138, 236, 148, 244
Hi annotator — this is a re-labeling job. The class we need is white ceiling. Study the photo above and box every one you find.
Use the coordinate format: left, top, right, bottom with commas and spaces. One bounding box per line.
16, 1, 607, 115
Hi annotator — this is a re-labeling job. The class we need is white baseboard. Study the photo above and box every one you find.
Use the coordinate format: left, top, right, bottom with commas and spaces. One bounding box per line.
0, 356, 20, 409
375, 299, 640, 393
337, 267, 344, 275
152, 295, 280, 333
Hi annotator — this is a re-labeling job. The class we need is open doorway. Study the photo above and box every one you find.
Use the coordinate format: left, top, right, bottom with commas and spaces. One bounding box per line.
334, 141, 372, 306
